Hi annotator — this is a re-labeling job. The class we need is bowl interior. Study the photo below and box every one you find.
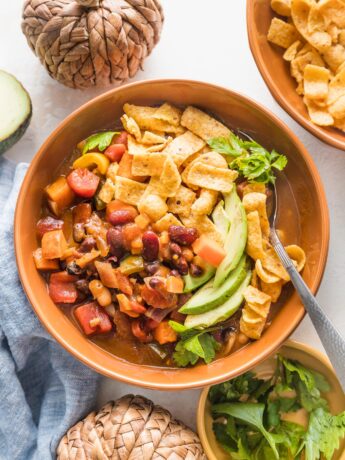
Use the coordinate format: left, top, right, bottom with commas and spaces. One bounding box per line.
15, 79, 329, 389
247, 0, 345, 150
198, 341, 345, 460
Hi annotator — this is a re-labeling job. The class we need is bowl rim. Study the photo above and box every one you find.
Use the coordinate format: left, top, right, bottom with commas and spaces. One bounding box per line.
14, 78, 330, 389
197, 339, 345, 460
246, 0, 345, 151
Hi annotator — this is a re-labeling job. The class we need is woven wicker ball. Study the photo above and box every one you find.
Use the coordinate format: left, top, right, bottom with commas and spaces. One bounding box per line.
57, 394, 206, 460
21, 0, 164, 89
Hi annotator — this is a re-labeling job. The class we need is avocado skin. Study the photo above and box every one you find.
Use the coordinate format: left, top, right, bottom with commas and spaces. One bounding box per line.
179, 256, 248, 315
184, 270, 252, 330
183, 264, 215, 293
0, 109, 32, 155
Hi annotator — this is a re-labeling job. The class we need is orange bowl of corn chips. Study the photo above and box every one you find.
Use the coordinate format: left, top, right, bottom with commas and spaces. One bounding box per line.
15, 79, 329, 389
247, 0, 345, 150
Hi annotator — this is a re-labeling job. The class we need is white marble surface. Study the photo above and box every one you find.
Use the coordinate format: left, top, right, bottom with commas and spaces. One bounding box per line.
2, 0, 345, 430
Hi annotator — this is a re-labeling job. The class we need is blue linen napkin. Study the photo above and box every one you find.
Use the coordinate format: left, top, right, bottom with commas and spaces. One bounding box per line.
0, 158, 100, 460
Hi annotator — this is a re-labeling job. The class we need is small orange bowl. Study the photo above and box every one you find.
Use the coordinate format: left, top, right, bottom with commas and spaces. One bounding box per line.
197, 340, 345, 460
247, 0, 345, 150
15, 79, 329, 389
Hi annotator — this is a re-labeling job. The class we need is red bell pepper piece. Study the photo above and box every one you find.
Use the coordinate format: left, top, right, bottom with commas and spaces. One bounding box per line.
74, 302, 112, 336
48, 272, 78, 304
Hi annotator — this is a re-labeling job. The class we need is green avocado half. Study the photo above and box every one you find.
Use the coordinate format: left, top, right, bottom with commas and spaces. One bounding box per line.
0, 70, 32, 155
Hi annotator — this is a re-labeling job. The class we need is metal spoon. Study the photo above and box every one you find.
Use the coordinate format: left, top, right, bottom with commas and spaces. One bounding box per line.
270, 175, 345, 390
236, 130, 345, 388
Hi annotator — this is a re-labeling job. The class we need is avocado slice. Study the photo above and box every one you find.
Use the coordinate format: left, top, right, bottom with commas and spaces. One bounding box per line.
179, 255, 248, 315
212, 199, 230, 242
183, 264, 215, 293
0, 70, 32, 155
184, 270, 251, 330
213, 188, 247, 288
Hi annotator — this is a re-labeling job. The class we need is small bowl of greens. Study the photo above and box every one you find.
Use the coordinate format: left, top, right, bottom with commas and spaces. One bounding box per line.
197, 340, 345, 460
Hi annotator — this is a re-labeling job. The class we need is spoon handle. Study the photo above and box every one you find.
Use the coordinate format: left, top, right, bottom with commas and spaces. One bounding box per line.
270, 231, 345, 390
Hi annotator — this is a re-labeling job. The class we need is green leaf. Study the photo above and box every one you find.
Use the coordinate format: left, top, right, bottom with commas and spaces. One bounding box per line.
208, 372, 262, 404
208, 133, 288, 184
207, 133, 245, 157
278, 355, 330, 411
213, 418, 238, 452
275, 421, 306, 458
171, 326, 219, 367
82, 131, 118, 154
212, 403, 280, 459
305, 408, 345, 460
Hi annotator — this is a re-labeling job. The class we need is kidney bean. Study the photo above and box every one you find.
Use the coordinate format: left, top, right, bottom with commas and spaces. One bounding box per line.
107, 227, 125, 258
173, 256, 189, 276
169, 242, 182, 256
142, 231, 159, 262
78, 236, 96, 253
149, 277, 165, 290
189, 264, 204, 277
108, 209, 136, 226
168, 226, 198, 246
37, 216, 64, 238
144, 261, 160, 275
75, 279, 90, 295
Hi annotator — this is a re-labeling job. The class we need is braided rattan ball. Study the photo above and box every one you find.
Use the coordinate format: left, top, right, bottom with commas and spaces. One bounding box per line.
21, 0, 164, 89
57, 395, 207, 460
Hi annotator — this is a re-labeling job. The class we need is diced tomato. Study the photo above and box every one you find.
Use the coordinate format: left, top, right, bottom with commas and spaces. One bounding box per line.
114, 131, 128, 147
49, 271, 78, 304
192, 235, 226, 267
131, 319, 152, 343
106, 200, 137, 221
67, 168, 100, 198
153, 321, 178, 345
141, 285, 177, 309
114, 270, 133, 295
36, 216, 64, 238
74, 302, 112, 336
104, 144, 126, 163
72, 203, 92, 224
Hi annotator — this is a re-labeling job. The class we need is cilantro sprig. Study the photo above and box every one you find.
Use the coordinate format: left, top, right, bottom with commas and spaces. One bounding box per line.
169, 321, 220, 367
207, 133, 287, 184
82, 131, 119, 154
208, 354, 345, 460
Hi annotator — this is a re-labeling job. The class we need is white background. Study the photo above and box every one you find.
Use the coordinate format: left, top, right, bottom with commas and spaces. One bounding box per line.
1, 0, 345, 429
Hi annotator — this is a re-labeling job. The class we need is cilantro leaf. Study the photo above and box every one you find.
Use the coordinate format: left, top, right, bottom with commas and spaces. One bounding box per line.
82, 131, 119, 154
278, 355, 330, 411
169, 321, 219, 367
305, 408, 345, 460
208, 372, 263, 404
212, 403, 280, 459
207, 134, 287, 184
207, 133, 246, 157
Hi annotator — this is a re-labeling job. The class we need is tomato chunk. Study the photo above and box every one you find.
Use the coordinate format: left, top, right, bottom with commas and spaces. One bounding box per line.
104, 144, 126, 163
49, 272, 78, 303
67, 168, 100, 198
75, 302, 112, 336
114, 131, 128, 147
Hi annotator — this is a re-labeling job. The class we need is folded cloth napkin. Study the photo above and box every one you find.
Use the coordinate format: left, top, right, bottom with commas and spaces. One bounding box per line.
0, 158, 100, 460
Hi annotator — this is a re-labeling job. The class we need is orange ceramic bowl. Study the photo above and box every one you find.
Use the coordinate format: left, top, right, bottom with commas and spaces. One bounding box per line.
15, 79, 329, 390
247, 0, 345, 150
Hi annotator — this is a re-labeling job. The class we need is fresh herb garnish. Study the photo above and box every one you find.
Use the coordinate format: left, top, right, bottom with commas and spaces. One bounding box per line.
207, 133, 288, 184
209, 355, 345, 460
82, 131, 119, 154
169, 321, 220, 367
